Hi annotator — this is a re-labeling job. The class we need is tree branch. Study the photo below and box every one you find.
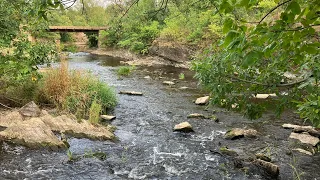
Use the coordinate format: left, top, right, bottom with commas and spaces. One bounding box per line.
259, 0, 293, 24
228, 74, 312, 87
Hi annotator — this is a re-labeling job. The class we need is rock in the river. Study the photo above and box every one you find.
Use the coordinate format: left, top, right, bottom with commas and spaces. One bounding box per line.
187, 113, 205, 119
289, 132, 319, 146
282, 124, 320, 137
0, 118, 65, 149
18, 101, 41, 117
41, 114, 115, 141
220, 147, 238, 156
119, 91, 143, 96
254, 159, 279, 178
101, 115, 116, 121
0, 109, 116, 149
195, 96, 210, 105
179, 86, 189, 90
0, 111, 24, 127
173, 122, 193, 132
162, 81, 175, 85
293, 148, 313, 155
224, 128, 258, 140
256, 153, 271, 162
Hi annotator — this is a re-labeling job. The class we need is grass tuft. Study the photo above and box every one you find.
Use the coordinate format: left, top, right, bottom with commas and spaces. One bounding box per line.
116, 66, 135, 77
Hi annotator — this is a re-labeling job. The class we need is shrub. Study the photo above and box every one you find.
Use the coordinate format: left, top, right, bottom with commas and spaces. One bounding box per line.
296, 94, 320, 128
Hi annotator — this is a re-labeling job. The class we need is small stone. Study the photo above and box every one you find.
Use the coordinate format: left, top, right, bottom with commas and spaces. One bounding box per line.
282, 124, 313, 130
144, 76, 151, 79
289, 132, 319, 146
224, 128, 257, 140
256, 153, 271, 162
187, 113, 205, 118
101, 115, 116, 121
254, 94, 277, 99
19, 101, 41, 117
179, 86, 189, 90
195, 96, 210, 105
119, 91, 143, 96
173, 122, 193, 132
293, 148, 313, 155
163, 81, 175, 85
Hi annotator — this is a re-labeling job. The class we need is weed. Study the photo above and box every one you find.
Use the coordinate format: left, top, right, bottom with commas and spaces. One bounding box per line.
116, 66, 135, 77
179, 73, 185, 80
89, 99, 102, 124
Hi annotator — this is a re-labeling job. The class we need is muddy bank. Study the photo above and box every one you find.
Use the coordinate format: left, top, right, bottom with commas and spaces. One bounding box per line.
90, 48, 191, 69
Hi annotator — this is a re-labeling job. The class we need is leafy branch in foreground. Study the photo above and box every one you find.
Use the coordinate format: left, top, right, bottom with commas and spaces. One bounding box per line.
193, 0, 320, 126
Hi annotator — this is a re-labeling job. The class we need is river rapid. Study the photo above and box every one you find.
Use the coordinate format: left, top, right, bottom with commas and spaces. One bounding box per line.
0, 53, 319, 180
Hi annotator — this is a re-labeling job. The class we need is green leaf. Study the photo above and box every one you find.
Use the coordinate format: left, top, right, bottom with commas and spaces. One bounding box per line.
242, 51, 261, 68
286, 1, 301, 15
222, 30, 240, 47
223, 18, 233, 33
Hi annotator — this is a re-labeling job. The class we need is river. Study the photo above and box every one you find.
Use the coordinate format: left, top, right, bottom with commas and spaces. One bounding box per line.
0, 53, 319, 180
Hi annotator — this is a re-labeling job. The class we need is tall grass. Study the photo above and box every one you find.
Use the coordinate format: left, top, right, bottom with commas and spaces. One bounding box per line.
40, 61, 117, 119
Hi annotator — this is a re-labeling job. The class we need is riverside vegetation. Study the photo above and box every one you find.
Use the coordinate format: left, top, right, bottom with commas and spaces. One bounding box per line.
0, 1, 319, 132
41, 0, 319, 127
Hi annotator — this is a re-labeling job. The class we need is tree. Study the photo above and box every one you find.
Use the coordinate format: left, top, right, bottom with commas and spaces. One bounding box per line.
192, 0, 320, 126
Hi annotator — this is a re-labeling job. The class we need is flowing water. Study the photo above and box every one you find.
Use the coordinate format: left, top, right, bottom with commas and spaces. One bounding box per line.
1, 53, 319, 180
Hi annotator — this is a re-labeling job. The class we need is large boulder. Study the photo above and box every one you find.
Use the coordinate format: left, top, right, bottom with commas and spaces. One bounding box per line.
0, 111, 24, 127
40, 114, 115, 141
18, 101, 41, 117
149, 40, 190, 63
0, 118, 65, 150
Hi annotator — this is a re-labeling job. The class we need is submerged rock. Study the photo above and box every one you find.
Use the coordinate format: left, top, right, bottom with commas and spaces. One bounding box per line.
195, 96, 210, 105
289, 132, 319, 146
254, 159, 279, 178
162, 81, 175, 85
224, 128, 258, 140
173, 122, 193, 132
0, 118, 65, 149
18, 101, 41, 117
256, 153, 271, 162
220, 147, 238, 156
101, 115, 116, 121
119, 91, 143, 96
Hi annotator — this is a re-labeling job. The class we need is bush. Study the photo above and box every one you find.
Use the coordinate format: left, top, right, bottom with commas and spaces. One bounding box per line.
116, 66, 135, 77
296, 94, 320, 128
61, 44, 78, 52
